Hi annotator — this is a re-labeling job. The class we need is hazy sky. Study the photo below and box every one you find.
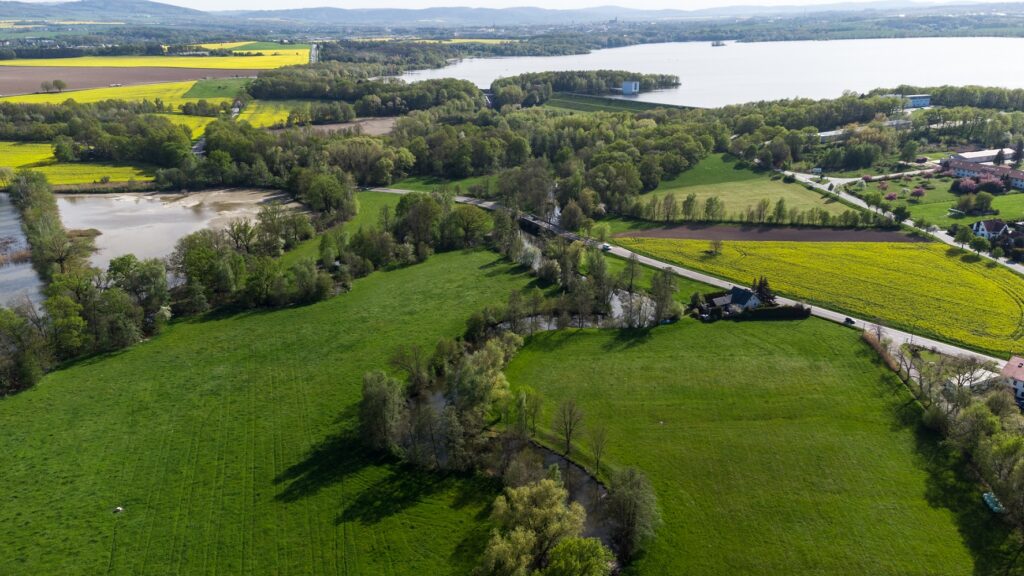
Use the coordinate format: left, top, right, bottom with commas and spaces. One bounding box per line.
31, 0, 965, 11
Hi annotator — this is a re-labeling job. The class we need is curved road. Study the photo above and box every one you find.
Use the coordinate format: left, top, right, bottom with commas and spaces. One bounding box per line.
372, 187, 1008, 368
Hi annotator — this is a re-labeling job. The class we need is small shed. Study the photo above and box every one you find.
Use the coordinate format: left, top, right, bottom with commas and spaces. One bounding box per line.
621, 80, 640, 96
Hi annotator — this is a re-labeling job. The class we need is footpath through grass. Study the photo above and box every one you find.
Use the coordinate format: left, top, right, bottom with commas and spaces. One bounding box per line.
0, 249, 535, 576
647, 154, 849, 218
506, 319, 1017, 576
616, 236, 1024, 356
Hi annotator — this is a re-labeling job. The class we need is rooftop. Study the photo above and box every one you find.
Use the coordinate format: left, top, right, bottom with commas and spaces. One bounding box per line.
1003, 357, 1024, 381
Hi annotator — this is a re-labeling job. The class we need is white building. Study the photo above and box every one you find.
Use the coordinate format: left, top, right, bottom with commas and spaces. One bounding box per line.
1002, 356, 1024, 400
952, 148, 1016, 164
971, 219, 1011, 240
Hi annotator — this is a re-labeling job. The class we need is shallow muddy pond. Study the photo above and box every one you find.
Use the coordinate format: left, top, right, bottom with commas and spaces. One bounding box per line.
57, 189, 291, 271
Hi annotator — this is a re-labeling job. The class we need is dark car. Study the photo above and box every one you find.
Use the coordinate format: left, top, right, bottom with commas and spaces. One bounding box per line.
843, 317, 856, 326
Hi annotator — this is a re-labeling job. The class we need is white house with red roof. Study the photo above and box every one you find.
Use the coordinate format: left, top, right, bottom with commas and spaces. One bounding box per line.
1002, 356, 1024, 400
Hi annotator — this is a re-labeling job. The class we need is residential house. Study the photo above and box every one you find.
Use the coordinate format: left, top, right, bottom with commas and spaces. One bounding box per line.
1002, 356, 1024, 401
711, 287, 761, 316
971, 219, 1011, 240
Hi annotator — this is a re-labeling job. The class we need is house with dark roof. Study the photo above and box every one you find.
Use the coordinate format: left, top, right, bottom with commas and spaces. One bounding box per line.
1002, 356, 1024, 400
710, 287, 761, 316
971, 219, 1012, 240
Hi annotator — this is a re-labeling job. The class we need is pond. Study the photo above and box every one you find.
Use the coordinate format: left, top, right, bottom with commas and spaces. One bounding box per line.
56, 189, 292, 271
401, 37, 1024, 108
0, 193, 41, 306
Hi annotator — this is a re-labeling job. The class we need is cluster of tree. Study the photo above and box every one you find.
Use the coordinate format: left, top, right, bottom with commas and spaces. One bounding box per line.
0, 100, 185, 143
180, 100, 233, 117
360, 302, 661, 569
884, 346, 1024, 526
38, 79, 68, 94
321, 191, 491, 277
709, 92, 903, 133
874, 85, 1024, 113
155, 119, 415, 193
491, 222, 682, 331
7, 171, 91, 280
490, 71, 679, 108
248, 65, 484, 116
1, 172, 172, 393
283, 101, 356, 127
908, 106, 1024, 149
631, 192, 879, 228
0, 44, 166, 60
167, 204, 330, 312
391, 104, 724, 212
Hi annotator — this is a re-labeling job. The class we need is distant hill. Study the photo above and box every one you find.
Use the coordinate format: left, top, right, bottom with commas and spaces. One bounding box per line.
0, 0, 203, 20
0, 0, 1010, 26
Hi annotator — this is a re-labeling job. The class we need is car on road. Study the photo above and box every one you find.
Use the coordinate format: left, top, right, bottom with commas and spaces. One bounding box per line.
601, 243, 611, 252
844, 317, 856, 326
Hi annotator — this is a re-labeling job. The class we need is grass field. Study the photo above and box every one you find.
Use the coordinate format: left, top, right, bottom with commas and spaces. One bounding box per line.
0, 50, 308, 69
543, 94, 673, 113
0, 81, 231, 109
506, 319, 1015, 575
0, 141, 154, 184
181, 77, 251, 99
390, 174, 496, 194
615, 237, 1024, 356
0, 249, 535, 575
647, 154, 850, 219
911, 193, 1024, 228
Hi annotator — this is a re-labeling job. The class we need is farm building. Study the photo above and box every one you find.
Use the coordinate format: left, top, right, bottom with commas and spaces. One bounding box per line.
1002, 356, 1024, 400
971, 219, 1012, 240
952, 148, 1016, 164
621, 80, 640, 96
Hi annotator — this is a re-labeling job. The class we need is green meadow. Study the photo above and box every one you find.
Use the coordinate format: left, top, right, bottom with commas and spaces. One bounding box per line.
0, 249, 535, 576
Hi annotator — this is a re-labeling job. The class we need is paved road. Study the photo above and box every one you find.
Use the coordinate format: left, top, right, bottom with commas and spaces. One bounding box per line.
370, 187, 1008, 368
786, 171, 1024, 276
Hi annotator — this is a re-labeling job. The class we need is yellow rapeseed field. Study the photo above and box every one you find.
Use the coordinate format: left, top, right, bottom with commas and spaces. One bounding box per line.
151, 113, 216, 139
237, 99, 304, 128
0, 141, 154, 185
0, 81, 228, 109
198, 41, 254, 50
0, 50, 308, 69
616, 237, 1024, 356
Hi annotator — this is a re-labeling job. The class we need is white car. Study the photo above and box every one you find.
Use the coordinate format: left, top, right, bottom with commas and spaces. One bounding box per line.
601, 243, 611, 252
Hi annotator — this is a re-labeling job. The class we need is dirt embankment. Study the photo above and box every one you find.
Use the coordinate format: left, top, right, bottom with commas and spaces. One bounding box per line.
615, 223, 926, 243
291, 117, 398, 136
0, 67, 254, 97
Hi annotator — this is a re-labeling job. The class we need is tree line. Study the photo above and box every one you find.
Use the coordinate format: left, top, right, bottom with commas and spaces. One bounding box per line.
491, 70, 680, 108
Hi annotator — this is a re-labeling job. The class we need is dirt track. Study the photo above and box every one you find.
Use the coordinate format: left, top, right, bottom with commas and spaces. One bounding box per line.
615, 223, 925, 242
0, 67, 255, 96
